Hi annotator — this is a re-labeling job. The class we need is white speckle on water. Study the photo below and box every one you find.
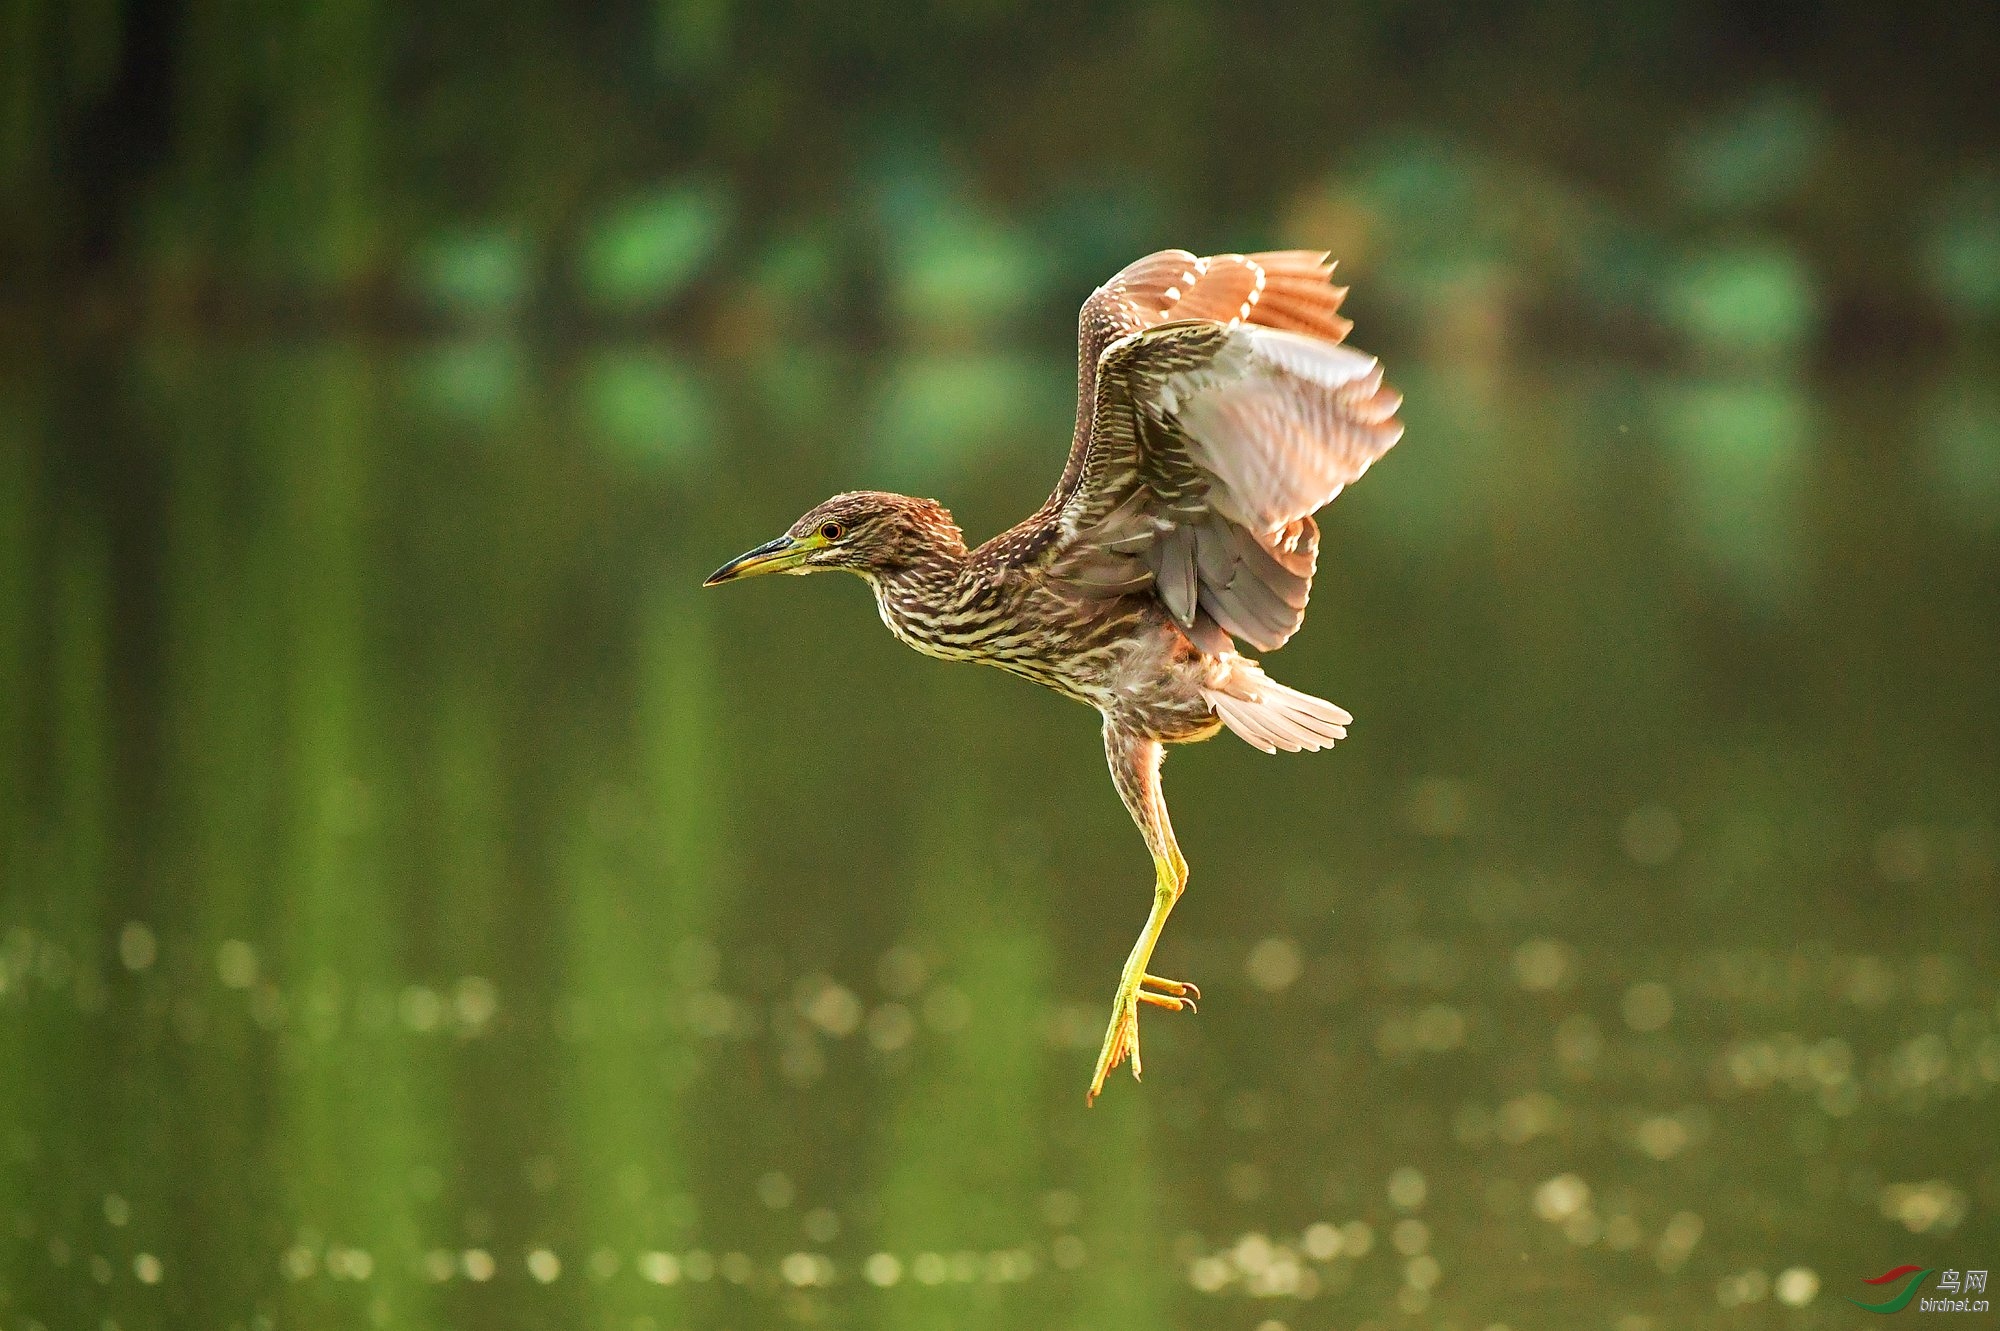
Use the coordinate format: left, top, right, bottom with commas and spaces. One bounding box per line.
118, 924, 156, 972
1776, 1266, 1819, 1306
1654, 1212, 1703, 1273
1534, 1173, 1590, 1223
1621, 805, 1682, 865
1513, 938, 1576, 991
1246, 938, 1302, 991
1301, 1222, 1342, 1260
1623, 981, 1674, 1031
1635, 1114, 1689, 1160
866, 1002, 915, 1050
216, 940, 258, 989
757, 1170, 794, 1209
1388, 1166, 1427, 1210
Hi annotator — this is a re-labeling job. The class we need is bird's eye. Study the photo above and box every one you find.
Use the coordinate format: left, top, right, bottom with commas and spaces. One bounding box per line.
819, 522, 845, 541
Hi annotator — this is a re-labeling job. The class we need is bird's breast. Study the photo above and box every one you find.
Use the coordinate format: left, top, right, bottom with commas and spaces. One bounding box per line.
870, 574, 1210, 727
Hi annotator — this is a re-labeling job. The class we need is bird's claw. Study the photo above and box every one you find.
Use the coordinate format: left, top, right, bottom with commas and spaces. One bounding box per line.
1090, 1004, 1135, 1103
1087, 972, 1200, 1105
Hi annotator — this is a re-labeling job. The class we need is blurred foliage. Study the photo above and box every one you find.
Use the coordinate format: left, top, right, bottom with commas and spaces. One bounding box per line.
1928, 374, 2000, 530
869, 155, 1057, 337
867, 353, 1069, 489
1922, 173, 2000, 321
1672, 89, 1827, 218
578, 348, 719, 468
579, 182, 733, 315
1657, 379, 1811, 614
409, 336, 529, 426
1, 0, 1997, 354
410, 228, 535, 323
1667, 245, 1819, 362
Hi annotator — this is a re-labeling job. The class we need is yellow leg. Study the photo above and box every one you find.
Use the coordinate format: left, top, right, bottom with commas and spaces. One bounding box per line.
1087, 852, 1191, 1104
1089, 724, 1196, 1105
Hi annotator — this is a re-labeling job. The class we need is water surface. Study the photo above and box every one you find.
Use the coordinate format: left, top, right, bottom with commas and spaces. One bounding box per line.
2, 341, 1996, 1329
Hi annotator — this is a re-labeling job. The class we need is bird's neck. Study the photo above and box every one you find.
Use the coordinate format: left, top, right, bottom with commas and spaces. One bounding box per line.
865, 543, 979, 661
869, 543, 969, 607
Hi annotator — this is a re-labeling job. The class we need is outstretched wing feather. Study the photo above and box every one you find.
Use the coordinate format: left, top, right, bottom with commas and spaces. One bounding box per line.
1039, 250, 1356, 524
1048, 316, 1401, 653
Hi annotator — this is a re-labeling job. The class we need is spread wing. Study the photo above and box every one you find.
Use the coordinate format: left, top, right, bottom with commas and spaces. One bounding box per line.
1044, 303, 1402, 655
1044, 250, 1359, 517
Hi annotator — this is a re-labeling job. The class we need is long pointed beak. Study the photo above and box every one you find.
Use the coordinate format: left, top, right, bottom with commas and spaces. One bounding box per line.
703, 534, 805, 585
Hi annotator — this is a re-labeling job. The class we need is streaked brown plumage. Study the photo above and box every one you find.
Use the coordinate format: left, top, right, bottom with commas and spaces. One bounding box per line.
705, 249, 1404, 1101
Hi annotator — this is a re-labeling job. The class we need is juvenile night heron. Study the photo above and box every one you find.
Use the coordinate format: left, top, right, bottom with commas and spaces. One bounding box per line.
705, 249, 1403, 1102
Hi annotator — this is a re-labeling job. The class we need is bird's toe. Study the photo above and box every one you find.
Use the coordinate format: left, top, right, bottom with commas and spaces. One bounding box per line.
1141, 973, 1200, 1002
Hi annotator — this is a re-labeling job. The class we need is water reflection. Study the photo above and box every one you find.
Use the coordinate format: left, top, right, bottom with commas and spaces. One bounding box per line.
2, 341, 1996, 1329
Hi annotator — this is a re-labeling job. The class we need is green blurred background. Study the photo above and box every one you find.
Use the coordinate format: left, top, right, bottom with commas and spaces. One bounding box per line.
3, 3, 1998, 1329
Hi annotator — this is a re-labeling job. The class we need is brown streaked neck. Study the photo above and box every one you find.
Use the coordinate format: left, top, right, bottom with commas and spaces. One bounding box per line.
861, 525, 981, 656
867, 537, 969, 603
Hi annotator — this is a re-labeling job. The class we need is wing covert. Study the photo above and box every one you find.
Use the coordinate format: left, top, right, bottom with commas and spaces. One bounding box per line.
1049, 316, 1403, 654
1044, 249, 1358, 521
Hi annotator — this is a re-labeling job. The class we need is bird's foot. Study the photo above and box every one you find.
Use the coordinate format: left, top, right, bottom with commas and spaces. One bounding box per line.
1140, 973, 1199, 1009
1087, 973, 1199, 1105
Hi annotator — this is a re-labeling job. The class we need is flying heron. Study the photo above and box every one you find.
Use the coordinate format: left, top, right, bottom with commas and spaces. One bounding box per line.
705, 249, 1403, 1102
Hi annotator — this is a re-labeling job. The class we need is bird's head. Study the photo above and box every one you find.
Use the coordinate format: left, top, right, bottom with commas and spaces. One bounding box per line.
703, 491, 966, 586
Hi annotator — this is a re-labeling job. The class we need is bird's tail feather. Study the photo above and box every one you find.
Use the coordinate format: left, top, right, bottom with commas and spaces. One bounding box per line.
1202, 665, 1351, 754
